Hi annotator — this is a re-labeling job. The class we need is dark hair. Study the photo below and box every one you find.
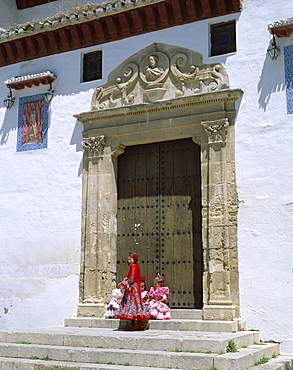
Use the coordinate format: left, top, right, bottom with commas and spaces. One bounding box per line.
140, 280, 147, 290
128, 252, 139, 263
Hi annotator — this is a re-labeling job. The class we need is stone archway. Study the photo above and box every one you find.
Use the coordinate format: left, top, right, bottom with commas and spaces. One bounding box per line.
75, 43, 243, 321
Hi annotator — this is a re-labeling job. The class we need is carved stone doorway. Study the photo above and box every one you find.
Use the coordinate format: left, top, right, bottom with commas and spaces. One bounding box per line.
117, 139, 203, 309
75, 43, 243, 321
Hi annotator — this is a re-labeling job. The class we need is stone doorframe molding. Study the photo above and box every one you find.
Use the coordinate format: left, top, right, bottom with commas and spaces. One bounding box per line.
74, 43, 243, 321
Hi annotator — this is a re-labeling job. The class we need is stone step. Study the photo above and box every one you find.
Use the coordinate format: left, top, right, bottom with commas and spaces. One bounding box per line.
0, 358, 187, 370
64, 316, 239, 332
0, 326, 281, 370
213, 344, 279, 370
0, 331, 279, 370
169, 309, 202, 319
248, 355, 293, 370
0, 327, 260, 353
2, 354, 291, 370
2, 355, 291, 370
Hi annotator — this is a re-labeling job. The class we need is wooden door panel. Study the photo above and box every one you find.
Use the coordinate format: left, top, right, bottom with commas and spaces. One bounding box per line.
117, 144, 159, 283
117, 139, 202, 308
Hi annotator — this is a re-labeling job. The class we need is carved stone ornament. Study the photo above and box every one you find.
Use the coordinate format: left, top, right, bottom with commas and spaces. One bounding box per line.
82, 136, 105, 157
201, 119, 229, 144
91, 43, 230, 110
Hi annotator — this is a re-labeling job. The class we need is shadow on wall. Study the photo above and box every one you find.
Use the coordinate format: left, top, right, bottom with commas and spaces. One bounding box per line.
258, 53, 285, 111
0, 108, 17, 145
70, 120, 83, 177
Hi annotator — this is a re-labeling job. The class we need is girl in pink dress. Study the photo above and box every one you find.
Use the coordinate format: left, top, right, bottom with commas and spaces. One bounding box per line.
140, 276, 150, 303
147, 273, 171, 320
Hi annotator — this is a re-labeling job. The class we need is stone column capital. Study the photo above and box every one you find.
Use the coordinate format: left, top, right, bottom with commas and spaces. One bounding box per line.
82, 135, 106, 158
201, 118, 229, 145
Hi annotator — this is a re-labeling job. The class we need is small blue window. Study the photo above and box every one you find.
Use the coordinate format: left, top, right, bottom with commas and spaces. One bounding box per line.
211, 20, 236, 56
220, 34, 230, 47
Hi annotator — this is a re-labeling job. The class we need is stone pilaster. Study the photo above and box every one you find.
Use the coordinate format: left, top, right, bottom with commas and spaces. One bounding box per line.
78, 135, 119, 317
201, 119, 236, 321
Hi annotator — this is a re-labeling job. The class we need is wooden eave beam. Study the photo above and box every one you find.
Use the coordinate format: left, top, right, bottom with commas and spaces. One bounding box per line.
14, 39, 27, 59
185, 0, 198, 21
144, 6, 158, 29
16, 0, 58, 10
231, 0, 241, 11
2, 0, 241, 68
200, 0, 212, 17
59, 29, 71, 50
4, 43, 16, 63
157, 3, 170, 27
81, 23, 94, 45
92, 21, 106, 42
271, 25, 293, 38
117, 13, 132, 36
0, 45, 7, 63
69, 26, 82, 47
217, 0, 227, 13
47, 32, 59, 53
105, 17, 119, 39
7, 75, 56, 90
170, 1, 184, 23
131, 9, 145, 33
36, 34, 49, 55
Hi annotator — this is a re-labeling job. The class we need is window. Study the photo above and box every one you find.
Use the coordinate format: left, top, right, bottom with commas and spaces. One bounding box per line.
211, 20, 236, 56
83, 50, 102, 82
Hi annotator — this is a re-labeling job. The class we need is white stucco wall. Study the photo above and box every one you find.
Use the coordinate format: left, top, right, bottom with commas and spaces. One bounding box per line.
0, 0, 292, 355
0, 1, 17, 30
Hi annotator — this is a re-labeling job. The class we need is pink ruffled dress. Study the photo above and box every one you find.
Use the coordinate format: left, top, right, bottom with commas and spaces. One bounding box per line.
141, 290, 150, 303
147, 286, 171, 320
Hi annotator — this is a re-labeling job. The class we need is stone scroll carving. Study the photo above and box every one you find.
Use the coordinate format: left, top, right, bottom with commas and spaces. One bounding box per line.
92, 63, 139, 110
91, 43, 230, 110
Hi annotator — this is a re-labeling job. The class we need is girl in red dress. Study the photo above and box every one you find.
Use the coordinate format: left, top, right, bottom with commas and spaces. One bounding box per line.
115, 253, 151, 330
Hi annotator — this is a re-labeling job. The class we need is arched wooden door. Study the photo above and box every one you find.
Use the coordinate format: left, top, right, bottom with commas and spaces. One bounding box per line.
117, 138, 203, 308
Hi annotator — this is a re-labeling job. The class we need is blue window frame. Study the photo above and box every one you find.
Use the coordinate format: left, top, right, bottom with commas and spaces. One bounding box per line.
17, 93, 49, 152
284, 45, 293, 114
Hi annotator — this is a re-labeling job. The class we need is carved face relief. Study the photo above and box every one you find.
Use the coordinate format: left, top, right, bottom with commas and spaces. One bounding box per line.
140, 52, 169, 87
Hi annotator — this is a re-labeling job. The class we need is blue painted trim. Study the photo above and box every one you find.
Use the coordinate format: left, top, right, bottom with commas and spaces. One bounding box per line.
284, 45, 293, 114
16, 93, 49, 152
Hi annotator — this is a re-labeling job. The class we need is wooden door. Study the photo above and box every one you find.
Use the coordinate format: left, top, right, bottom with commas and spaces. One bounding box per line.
117, 138, 203, 308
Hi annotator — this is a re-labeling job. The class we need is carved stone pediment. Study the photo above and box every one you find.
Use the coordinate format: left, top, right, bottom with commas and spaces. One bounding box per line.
91, 43, 230, 110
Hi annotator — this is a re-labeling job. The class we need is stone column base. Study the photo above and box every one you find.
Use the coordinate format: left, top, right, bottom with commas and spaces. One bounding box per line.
77, 303, 106, 318
202, 305, 236, 321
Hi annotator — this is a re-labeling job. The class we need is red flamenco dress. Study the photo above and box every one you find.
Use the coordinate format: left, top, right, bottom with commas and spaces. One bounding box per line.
115, 263, 151, 321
